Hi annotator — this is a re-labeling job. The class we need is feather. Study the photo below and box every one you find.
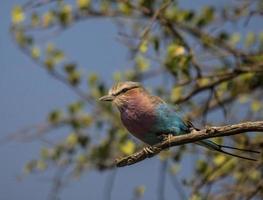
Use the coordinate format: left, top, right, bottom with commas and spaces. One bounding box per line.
197, 140, 259, 161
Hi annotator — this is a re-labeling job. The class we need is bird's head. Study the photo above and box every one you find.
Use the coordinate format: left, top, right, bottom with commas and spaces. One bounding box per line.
99, 81, 144, 108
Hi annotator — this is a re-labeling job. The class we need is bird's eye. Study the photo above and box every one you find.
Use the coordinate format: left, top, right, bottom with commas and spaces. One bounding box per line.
114, 88, 129, 96
114, 86, 138, 96
121, 88, 129, 93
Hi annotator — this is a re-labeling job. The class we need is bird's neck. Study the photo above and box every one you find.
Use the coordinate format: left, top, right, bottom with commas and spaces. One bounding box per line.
117, 90, 153, 113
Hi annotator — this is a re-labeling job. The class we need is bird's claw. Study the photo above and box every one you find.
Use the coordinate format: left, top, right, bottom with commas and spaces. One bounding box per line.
143, 146, 161, 157
158, 134, 173, 147
143, 146, 155, 154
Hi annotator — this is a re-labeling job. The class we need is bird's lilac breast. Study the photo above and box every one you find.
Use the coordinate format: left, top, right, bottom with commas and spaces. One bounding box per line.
120, 105, 156, 142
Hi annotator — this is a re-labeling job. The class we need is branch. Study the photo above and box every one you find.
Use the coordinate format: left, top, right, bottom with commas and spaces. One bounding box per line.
174, 65, 263, 104
115, 121, 263, 167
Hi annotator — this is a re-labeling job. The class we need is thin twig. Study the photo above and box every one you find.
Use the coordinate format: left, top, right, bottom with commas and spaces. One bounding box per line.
136, 1, 172, 51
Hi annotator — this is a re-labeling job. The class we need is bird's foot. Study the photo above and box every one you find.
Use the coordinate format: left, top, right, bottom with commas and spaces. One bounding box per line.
143, 146, 161, 157
143, 146, 155, 154
158, 134, 173, 147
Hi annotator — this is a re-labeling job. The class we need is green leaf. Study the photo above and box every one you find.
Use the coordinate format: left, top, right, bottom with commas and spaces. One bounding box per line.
229, 32, 241, 45
159, 150, 172, 161
118, 2, 132, 15
58, 4, 73, 26
125, 69, 136, 80
169, 163, 181, 175
66, 133, 78, 147
249, 170, 260, 181
31, 13, 39, 27
80, 114, 93, 127
135, 55, 150, 72
46, 43, 55, 54
251, 100, 262, 112
40, 147, 50, 160
53, 50, 65, 64
36, 160, 47, 171
100, 1, 110, 12
88, 73, 98, 85
12, 6, 25, 24
44, 58, 55, 70
64, 63, 76, 74
42, 11, 55, 27
152, 36, 160, 52
78, 135, 89, 147
76, 154, 87, 164
197, 78, 210, 87
219, 32, 229, 41
134, 185, 145, 198
31, 46, 40, 59
48, 109, 62, 123
190, 193, 202, 200
50, 146, 63, 161
171, 87, 183, 102
68, 101, 84, 114
245, 32, 256, 47
119, 140, 136, 155
259, 32, 263, 44
213, 154, 227, 166
68, 71, 81, 86
76, 0, 91, 10
196, 159, 208, 174
113, 72, 122, 82
199, 6, 214, 26
203, 6, 214, 19
167, 44, 186, 58
24, 160, 37, 174
139, 40, 148, 53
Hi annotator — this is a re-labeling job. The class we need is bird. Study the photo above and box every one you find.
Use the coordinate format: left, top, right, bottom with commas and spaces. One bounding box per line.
99, 81, 259, 161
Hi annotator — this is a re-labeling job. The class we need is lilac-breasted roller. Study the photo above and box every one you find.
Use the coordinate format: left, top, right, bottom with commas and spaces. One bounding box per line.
99, 81, 259, 161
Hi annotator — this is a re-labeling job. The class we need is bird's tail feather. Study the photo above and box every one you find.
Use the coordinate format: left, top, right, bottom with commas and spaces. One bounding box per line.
196, 140, 260, 161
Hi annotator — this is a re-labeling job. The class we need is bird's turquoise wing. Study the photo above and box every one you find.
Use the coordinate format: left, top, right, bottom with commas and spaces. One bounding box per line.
152, 103, 190, 136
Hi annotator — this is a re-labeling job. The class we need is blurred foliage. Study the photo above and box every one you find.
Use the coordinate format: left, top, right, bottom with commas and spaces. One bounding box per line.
10, 0, 263, 199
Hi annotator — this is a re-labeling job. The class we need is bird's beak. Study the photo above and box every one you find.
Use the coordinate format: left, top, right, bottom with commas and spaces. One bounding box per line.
99, 94, 114, 102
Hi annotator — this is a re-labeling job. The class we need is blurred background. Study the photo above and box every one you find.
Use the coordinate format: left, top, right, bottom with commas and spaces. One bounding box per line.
1, 0, 263, 200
